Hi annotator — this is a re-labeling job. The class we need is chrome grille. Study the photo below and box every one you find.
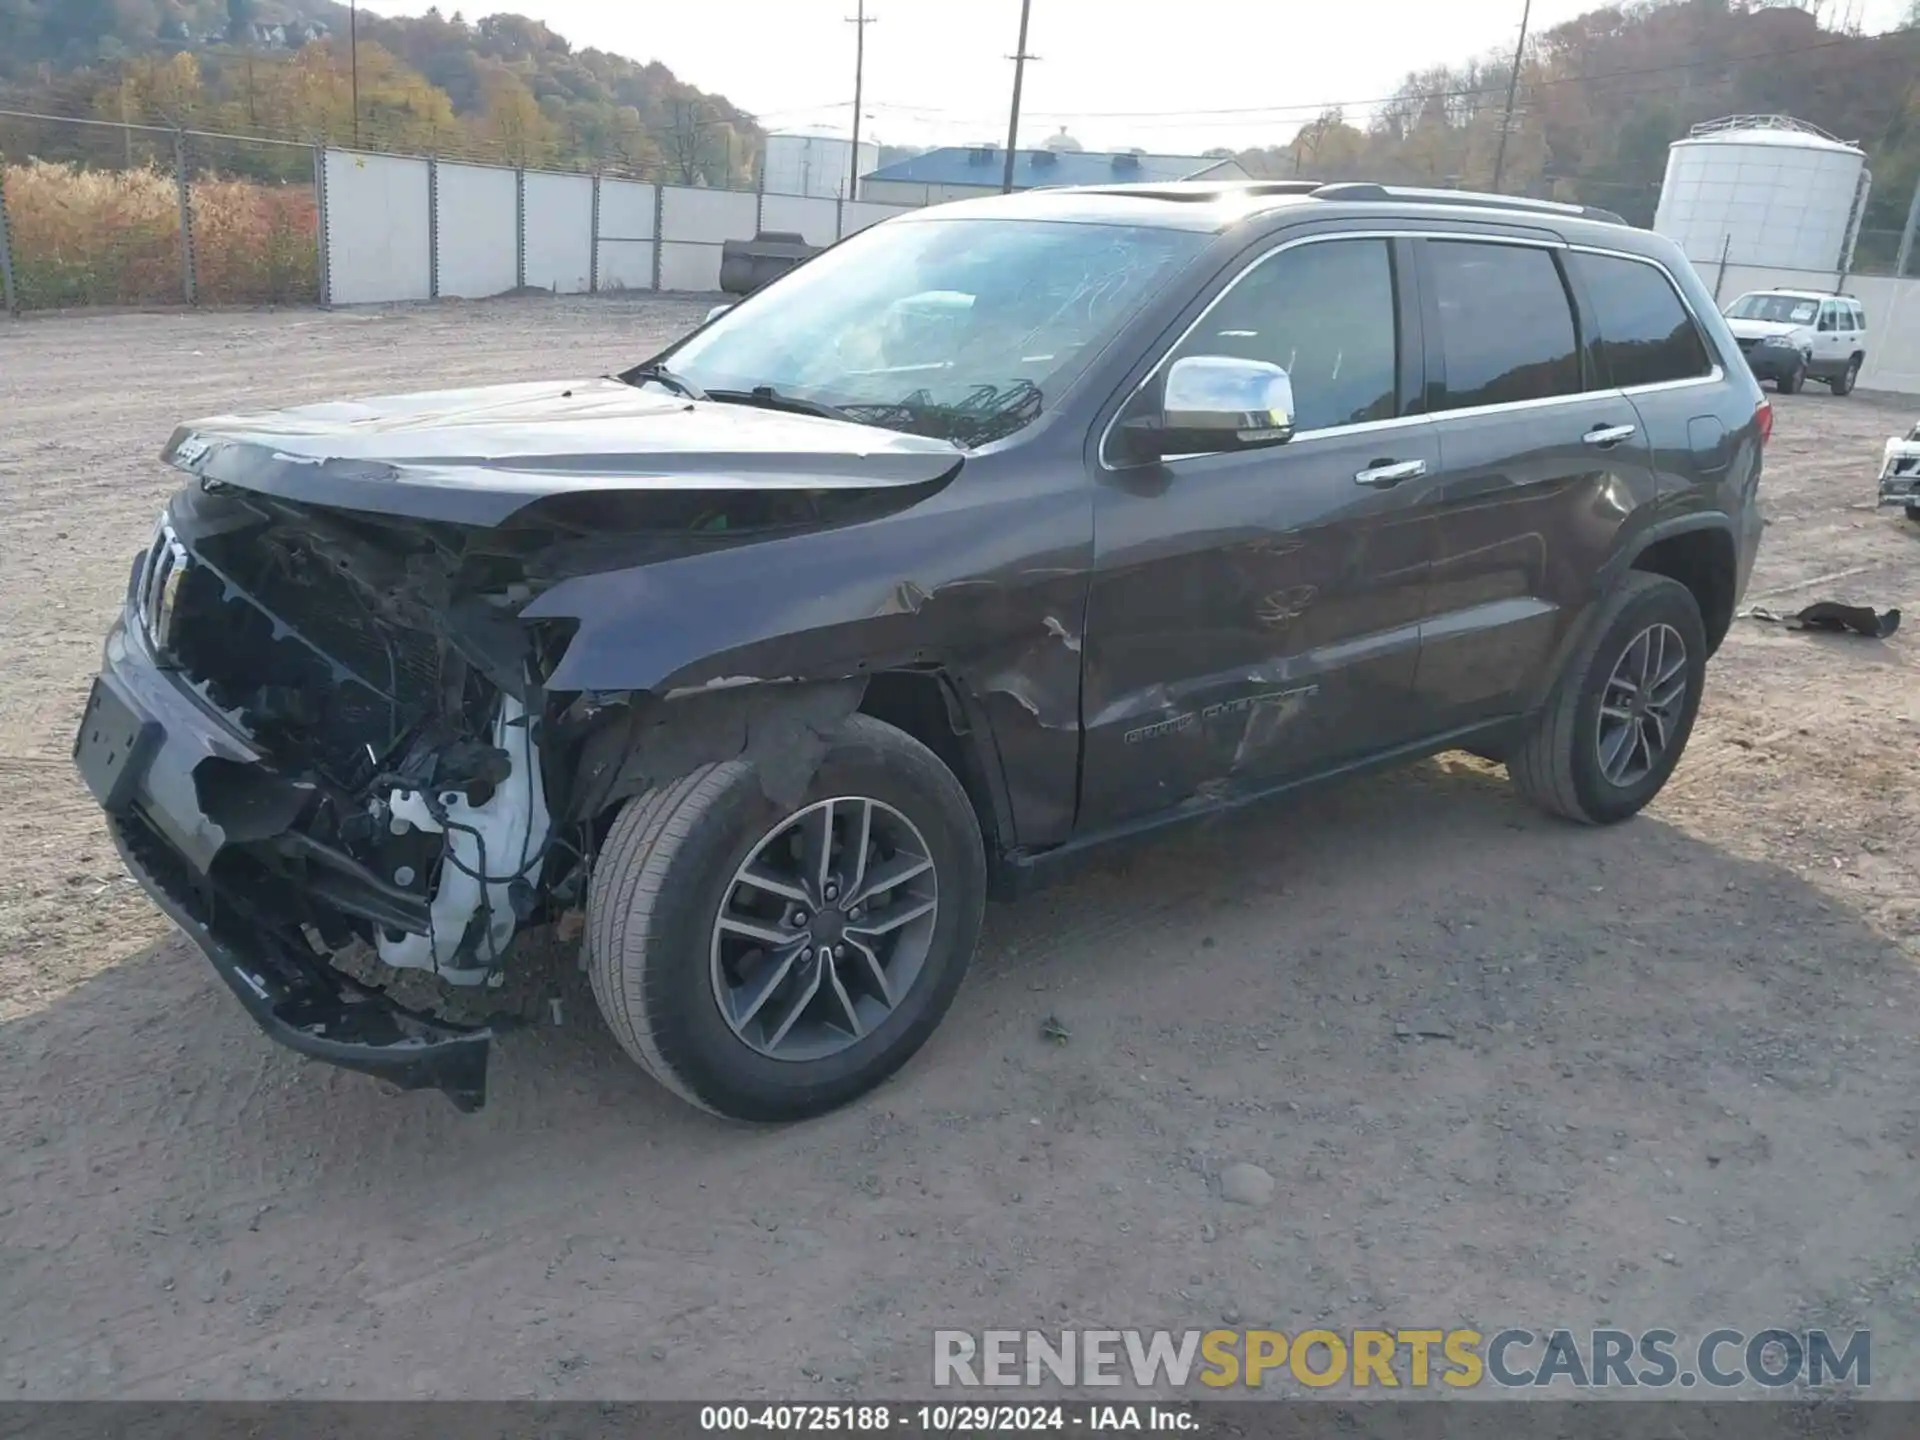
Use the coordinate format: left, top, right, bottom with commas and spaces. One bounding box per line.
137, 524, 191, 656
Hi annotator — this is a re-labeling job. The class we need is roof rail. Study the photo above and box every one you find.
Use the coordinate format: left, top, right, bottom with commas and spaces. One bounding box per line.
1076, 178, 1325, 203
1309, 182, 1627, 227
1214, 180, 1325, 196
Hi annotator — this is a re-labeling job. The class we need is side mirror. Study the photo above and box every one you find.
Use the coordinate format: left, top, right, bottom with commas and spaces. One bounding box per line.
1123, 355, 1296, 460
706, 303, 733, 323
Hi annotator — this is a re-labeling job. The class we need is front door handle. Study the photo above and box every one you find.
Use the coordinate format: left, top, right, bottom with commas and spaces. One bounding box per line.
1353, 458, 1428, 488
1584, 423, 1638, 448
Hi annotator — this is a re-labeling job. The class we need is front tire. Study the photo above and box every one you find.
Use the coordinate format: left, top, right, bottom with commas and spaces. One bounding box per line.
586, 714, 986, 1121
1776, 361, 1804, 395
1507, 572, 1707, 825
1906, 503, 1920, 523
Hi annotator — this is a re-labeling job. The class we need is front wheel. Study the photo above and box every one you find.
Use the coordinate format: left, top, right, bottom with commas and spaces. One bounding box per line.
1777, 361, 1804, 395
1906, 503, 1920, 523
1507, 572, 1707, 825
586, 714, 986, 1121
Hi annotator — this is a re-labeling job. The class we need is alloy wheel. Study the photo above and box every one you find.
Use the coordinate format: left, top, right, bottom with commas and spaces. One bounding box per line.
710, 796, 939, 1062
1595, 622, 1689, 788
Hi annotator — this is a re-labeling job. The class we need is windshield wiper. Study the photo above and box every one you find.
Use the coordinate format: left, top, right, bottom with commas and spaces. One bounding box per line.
619, 361, 708, 402
704, 386, 861, 424
839, 381, 1044, 449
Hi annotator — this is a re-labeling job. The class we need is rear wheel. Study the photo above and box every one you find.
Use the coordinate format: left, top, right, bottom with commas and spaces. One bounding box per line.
1906, 503, 1920, 523
586, 714, 986, 1121
1830, 355, 1862, 396
1507, 572, 1707, 825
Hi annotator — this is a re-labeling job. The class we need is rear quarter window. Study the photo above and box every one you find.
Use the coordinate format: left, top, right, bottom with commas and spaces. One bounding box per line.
1567, 252, 1713, 389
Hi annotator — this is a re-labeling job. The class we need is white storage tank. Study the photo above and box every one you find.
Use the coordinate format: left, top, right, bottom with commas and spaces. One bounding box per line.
1654, 115, 1869, 273
761, 131, 880, 201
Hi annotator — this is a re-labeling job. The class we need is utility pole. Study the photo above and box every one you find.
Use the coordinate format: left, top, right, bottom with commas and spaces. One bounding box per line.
349, 0, 361, 149
1001, 0, 1035, 194
1490, 0, 1531, 194
847, 1, 875, 200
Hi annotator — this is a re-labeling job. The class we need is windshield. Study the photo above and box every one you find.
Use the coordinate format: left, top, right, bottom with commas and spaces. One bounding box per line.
646, 217, 1206, 446
1726, 293, 1819, 325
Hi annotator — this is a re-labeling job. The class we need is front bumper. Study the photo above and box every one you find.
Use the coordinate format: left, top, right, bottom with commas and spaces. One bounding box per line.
1879, 478, 1920, 511
75, 613, 492, 1111
1737, 342, 1804, 383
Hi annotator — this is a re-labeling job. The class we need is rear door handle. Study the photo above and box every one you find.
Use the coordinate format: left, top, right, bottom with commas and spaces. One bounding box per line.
1583, 423, 1637, 448
1353, 458, 1428, 488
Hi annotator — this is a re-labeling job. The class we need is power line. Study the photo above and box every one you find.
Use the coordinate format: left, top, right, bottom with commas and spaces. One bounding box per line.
1044, 29, 1881, 116
762, 30, 1885, 128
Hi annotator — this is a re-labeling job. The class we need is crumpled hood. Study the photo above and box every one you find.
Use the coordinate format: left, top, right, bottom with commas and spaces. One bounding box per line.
1725, 318, 1806, 343
163, 377, 964, 527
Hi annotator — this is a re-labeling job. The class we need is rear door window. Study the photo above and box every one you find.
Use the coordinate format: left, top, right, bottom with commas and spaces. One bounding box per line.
1426, 241, 1582, 410
1566, 251, 1713, 388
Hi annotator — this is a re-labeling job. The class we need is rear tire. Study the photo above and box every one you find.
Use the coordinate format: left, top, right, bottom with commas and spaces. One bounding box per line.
1906, 503, 1920, 523
586, 714, 985, 1122
1830, 355, 1861, 396
1507, 573, 1707, 825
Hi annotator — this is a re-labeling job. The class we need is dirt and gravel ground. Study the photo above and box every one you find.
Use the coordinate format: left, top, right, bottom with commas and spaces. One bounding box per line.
3, 297, 1920, 1402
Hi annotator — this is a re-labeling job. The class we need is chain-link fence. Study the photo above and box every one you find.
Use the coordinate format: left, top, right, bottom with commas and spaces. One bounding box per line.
0, 112, 319, 312
186, 130, 321, 304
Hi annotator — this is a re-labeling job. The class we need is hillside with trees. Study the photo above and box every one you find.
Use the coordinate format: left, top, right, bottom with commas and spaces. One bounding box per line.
7, 0, 1920, 259
0, 1, 762, 185
1223, 0, 1920, 260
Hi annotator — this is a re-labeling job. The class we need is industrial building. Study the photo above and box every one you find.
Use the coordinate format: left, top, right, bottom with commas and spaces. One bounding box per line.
762, 132, 880, 201
858, 144, 1249, 205
1653, 115, 1871, 275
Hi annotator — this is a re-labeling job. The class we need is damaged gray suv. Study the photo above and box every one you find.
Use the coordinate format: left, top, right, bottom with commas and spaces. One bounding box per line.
76, 181, 1768, 1120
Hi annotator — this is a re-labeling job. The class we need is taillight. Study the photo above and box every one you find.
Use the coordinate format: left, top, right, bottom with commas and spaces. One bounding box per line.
1755, 398, 1774, 446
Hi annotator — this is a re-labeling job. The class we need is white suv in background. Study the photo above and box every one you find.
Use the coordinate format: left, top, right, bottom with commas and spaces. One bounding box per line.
1723, 288, 1868, 396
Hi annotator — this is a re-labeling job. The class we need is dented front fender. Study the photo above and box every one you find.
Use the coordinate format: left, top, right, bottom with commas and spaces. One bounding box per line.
524, 462, 1094, 849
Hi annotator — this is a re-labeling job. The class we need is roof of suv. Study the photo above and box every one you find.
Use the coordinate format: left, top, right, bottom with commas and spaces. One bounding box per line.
914, 179, 1633, 237
1740, 287, 1854, 302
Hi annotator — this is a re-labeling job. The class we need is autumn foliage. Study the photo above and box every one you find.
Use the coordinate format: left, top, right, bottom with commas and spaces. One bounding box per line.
4, 158, 317, 309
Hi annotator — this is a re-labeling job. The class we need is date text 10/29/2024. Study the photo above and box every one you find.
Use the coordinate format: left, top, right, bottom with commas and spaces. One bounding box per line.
700, 1405, 1197, 1432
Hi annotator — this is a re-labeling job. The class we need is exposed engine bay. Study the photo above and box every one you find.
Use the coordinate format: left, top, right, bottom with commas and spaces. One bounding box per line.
146, 473, 918, 993
81, 369, 976, 1110
148, 485, 578, 986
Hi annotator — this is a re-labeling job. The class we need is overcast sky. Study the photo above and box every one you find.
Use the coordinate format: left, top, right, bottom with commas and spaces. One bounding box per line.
356, 0, 1911, 154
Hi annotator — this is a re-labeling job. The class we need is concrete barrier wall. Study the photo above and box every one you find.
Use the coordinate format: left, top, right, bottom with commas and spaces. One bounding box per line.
319, 150, 924, 307
760, 193, 841, 247
323, 151, 431, 305
596, 178, 657, 292
522, 171, 595, 295
433, 162, 517, 299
